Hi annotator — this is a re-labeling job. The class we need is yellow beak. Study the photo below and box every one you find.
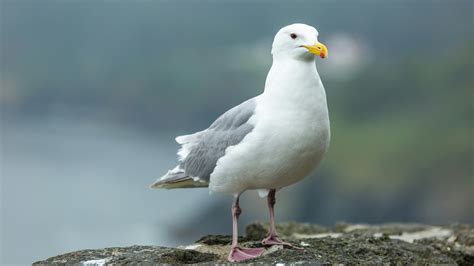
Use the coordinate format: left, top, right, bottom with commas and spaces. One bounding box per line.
302, 42, 328, 59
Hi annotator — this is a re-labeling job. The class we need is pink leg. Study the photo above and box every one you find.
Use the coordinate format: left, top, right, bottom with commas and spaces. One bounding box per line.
261, 189, 302, 249
227, 194, 265, 262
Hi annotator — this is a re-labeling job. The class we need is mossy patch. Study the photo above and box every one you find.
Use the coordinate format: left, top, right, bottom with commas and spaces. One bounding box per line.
248, 235, 456, 264
246, 221, 329, 240
196, 235, 248, 245
33, 222, 473, 265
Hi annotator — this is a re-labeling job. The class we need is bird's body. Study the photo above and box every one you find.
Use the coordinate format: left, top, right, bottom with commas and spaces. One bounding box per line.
210, 59, 330, 194
151, 23, 330, 262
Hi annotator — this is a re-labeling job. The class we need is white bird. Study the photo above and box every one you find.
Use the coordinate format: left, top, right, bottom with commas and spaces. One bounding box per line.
151, 23, 330, 262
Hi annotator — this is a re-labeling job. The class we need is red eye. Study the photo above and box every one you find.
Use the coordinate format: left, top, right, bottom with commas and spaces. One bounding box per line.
290, 33, 297, 39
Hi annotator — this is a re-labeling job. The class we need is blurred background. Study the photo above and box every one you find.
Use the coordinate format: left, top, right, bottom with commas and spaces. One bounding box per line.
1, 0, 473, 264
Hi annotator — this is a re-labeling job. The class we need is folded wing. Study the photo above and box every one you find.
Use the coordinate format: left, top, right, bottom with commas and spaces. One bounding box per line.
150, 97, 257, 189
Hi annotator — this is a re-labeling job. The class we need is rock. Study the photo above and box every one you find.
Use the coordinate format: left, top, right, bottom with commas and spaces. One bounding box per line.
33, 222, 474, 265
32, 246, 218, 265
246, 221, 329, 240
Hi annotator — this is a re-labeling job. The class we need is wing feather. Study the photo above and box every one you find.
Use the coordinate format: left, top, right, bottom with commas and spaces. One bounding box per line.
151, 97, 257, 189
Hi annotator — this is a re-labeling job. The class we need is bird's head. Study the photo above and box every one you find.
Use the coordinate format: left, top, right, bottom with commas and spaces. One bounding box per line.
271, 23, 328, 61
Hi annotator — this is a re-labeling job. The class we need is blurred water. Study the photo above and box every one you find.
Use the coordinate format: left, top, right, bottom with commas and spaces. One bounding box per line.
0, 116, 220, 264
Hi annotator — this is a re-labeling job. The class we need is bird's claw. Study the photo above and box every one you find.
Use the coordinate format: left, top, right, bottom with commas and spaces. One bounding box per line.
227, 246, 266, 262
261, 235, 304, 250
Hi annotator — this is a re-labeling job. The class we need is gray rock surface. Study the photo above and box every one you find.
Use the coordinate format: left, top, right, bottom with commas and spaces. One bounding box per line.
33, 222, 474, 265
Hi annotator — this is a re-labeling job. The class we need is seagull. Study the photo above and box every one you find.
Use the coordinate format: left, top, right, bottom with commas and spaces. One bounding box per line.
151, 23, 330, 262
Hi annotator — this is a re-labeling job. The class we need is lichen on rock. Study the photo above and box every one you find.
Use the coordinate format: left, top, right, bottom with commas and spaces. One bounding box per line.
33, 222, 474, 265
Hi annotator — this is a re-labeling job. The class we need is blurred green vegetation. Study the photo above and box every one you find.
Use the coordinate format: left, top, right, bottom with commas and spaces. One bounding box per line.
325, 43, 473, 193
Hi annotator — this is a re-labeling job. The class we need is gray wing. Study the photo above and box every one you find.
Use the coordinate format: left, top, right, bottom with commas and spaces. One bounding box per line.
180, 97, 257, 181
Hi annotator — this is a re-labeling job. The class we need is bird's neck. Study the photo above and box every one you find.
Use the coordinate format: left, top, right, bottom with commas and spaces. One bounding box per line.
263, 58, 324, 103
